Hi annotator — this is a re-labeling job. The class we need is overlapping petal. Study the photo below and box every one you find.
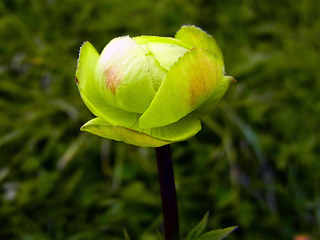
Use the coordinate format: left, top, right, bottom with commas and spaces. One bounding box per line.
76, 41, 139, 129
81, 116, 201, 147
76, 26, 232, 147
175, 25, 223, 60
139, 48, 224, 128
95, 37, 156, 113
135, 36, 191, 70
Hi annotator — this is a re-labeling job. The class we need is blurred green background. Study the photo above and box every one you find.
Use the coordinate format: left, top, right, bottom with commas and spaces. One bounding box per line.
0, 0, 319, 239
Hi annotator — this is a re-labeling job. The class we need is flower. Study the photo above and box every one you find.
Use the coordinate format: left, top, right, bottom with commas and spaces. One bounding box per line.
75, 25, 234, 147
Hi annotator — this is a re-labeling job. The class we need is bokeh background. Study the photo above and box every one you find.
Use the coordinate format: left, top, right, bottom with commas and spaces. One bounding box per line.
1, 0, 319, 239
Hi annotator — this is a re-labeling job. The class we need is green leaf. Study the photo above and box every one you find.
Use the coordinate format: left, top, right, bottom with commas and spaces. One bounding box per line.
175, 25, 223, 60
196, 226, 238, 240
186, 212, 209, 240
95, 36, 156, 113
123, 228, 131, 240
139, 48, 223, 128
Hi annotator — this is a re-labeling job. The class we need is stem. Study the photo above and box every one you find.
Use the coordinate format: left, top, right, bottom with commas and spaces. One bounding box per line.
155, 145, 180, 240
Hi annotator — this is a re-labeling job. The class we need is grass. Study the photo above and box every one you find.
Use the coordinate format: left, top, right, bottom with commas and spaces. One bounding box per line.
0, 0, 319, 239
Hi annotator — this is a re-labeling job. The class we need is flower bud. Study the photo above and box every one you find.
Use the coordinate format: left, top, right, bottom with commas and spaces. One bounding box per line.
75, 25, 234, 147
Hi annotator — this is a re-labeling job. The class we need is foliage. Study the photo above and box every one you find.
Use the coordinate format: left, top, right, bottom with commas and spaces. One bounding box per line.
186, 212, 237, 240
0, 0, 319, 239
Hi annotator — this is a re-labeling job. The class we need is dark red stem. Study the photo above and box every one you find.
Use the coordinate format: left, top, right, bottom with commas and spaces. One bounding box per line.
155, 145, 180, 240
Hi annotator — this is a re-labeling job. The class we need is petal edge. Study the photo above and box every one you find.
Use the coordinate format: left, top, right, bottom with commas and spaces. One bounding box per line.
81, 118, 171, 147
175, 25, 223, 60
139, 48, 223, 128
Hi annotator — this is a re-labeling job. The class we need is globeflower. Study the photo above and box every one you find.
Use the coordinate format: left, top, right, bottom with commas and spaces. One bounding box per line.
75, 25, 234, 147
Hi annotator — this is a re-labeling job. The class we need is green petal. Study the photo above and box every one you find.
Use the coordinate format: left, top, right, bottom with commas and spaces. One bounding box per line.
95, 37, 156, 113
81, 116, 201, 147
145, 53, 167, 92
76, 41, 99, 91
135, 36, 191, 49
142, 116, 201, 142
79, 92, 140, 128
194, 75, 234, 116
81, 118, 170, 147
76, 41, 139, 128
135, 36, 190, 70
175, 25, 223, 60
139, 48, 223, 128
